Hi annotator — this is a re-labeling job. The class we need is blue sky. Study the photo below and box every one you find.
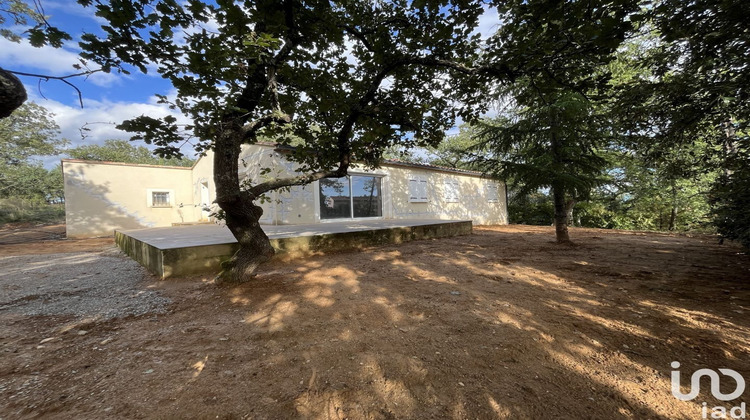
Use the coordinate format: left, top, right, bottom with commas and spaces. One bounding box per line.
1, 1, 191, 167
5, 0, 176, 103
1, 2, 500, 168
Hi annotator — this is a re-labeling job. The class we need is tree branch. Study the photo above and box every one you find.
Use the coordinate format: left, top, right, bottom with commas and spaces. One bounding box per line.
407, 57, 476, 75
404, 56, 518, 82
248, 60, 400, 195
8, 69, 103, 108
249, 167, 347, 197
340, 24, 374, 52
240, 112, 291, 141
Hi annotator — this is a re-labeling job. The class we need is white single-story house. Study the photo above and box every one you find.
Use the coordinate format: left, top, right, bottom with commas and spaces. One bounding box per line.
62, 143, 508, 238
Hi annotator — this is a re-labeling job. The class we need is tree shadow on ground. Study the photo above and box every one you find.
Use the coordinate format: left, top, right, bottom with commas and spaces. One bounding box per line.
5, 225, 749, 419
173, 226, 750, 418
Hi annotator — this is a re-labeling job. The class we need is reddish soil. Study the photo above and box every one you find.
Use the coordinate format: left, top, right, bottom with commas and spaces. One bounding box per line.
1, 225, 750, 419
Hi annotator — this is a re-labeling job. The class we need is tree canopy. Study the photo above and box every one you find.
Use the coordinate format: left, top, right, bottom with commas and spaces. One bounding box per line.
0, 102, 67, 203
75, 0, 497, 280
0, 102, 68, 166
621, 0, 750, 244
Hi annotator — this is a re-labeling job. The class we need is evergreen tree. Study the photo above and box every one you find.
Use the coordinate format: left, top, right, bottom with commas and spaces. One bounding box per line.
476, 0, 637, 242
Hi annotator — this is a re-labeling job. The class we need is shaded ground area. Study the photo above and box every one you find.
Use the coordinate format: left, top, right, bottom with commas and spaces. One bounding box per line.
1, 225, 749, 419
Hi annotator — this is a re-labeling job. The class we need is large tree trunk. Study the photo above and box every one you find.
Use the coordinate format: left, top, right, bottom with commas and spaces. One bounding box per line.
552, 184, 571, 243
550, 121, 571, 243
213, 129, 276, 283
668, 206, 677, 231
220, 203, 275, 283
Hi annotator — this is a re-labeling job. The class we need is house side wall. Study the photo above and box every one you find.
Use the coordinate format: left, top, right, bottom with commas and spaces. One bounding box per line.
63, 161, 197, 238
63, 145, 507, 238
384, 165, 508, 225
236, 144, 507, 226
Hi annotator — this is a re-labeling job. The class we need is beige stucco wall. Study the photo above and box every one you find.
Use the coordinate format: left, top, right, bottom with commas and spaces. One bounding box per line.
63, 160, 199, 238
236, 144, 507, 226
63, 144, 507, 237
384, 164, 507, 225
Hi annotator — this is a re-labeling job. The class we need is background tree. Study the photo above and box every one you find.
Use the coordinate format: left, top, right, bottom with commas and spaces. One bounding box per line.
711, 138, 750, 247
78, 0, 490, 281
476, 91, 610, 243
475, 0, 637, 243
381, 146, 426, 165
425, 124, 481, 170
506, 189, 555, 226
67, 139, 194, 167
598, 0, 750, 243
0, 102, 67, 165
567, 31, 722, 233
577, 142, 717, 232
0, 102, 67, 223
646, 0, 750, 246
381, 125, 482, 170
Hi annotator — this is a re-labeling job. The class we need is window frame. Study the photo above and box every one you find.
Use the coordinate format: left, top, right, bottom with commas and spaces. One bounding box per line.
351, 175, 383, 218
408, 175, 429, 203
443, 178, 459, 203
485, 182, 499, 203
319, 177, 353, 220
147, 189, 175, 208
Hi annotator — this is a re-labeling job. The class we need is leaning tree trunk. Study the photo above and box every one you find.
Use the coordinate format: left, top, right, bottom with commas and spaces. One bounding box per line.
552, 184, 571, 243
213, 130, 276, 283
220, 202, 276, 283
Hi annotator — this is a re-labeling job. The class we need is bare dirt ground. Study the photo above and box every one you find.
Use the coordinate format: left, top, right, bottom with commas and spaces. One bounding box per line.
0, 223, 111, 255
1, 224, 749, 419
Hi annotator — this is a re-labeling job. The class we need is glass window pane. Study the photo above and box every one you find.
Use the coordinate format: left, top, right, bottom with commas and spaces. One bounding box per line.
319, 177, 351, 219
352, 176, 382, 218
152, 191, 170, 207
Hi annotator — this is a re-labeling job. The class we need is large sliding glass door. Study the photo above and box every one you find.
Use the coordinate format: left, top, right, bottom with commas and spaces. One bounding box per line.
352, 176, 382, 218
320, 177, 352, 219
320, 175, 382, 220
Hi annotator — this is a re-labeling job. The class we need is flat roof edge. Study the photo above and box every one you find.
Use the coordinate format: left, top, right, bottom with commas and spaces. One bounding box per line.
61, 159, 194, 170
379, 160, 488, 178
248, 143, 499, 180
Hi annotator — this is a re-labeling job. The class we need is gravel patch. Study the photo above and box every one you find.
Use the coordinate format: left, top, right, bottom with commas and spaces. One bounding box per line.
0, 247, 170, 319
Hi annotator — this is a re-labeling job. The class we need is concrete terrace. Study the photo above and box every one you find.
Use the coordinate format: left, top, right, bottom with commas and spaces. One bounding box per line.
115, 219, 473, 278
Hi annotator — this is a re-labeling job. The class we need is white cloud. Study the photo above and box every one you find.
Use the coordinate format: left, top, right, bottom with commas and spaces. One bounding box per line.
41, 1, 108, 25
26, 89, 197, 168
0, 38, 119, 87
475, 6, 501, 41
